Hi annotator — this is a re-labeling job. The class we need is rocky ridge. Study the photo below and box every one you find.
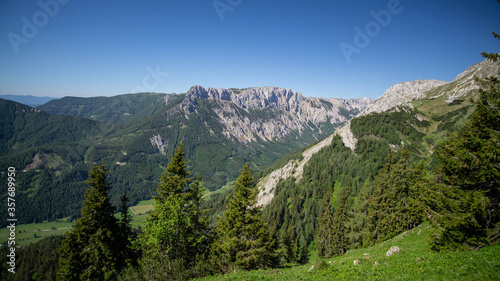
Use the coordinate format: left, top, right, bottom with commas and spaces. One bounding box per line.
174, 85, 373, 144
337, 58, 500, 152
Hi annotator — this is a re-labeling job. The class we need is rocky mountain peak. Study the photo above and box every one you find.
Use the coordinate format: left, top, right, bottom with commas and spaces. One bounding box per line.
235, 87, 306, 112
175, 85, 373, 144
360, 79, 448, 116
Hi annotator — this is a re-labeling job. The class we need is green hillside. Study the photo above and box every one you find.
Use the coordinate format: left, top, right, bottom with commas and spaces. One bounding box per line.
37, 92, 183, 124
194, 223, 500, 280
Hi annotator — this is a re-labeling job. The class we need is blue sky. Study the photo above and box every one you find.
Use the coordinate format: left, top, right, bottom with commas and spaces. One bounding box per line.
1, 0, 499, 99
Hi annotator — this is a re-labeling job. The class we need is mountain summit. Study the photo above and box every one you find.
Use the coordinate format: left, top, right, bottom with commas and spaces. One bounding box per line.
173, 85, 372, 144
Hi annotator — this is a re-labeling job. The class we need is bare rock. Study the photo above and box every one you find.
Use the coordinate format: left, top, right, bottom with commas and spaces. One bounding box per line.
386, 246, 401, 257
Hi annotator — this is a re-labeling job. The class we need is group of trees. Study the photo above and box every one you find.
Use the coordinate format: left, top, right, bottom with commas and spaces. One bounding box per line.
58, 163, 137, 280
426, 37, 500, 251
56, 143, 280, 280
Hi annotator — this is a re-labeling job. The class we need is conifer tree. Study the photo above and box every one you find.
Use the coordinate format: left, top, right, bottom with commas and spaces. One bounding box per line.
214, 163, 280, 271
282, 225, 297, 263
118, 192, 136, 267
316, 188, 335, 258
347, 190, 369, 249
331, 182, 351, 255
364, 151, 423, 246
138, 142, 210, 279
58, 163, 122, 280
430, 36, 500, 251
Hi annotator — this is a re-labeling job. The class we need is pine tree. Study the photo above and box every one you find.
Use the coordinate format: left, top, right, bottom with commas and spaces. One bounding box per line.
214, 163, 280, 271
316, 188, 335, 258
58, 163, 122, 280
347, 190, 369, 249
138, 142, 210, 279
118, 192, 136, 267
364, 151, 423, 246
282, 225, 297, 263
331, 182, 351, 255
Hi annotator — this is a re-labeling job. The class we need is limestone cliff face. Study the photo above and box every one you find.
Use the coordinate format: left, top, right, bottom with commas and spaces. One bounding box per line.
360, 79, 448, 116
176, 85, 373, 144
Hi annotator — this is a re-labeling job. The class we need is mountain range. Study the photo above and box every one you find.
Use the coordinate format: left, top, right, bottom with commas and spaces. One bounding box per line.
0, 95, 55, 107
0, 85, 372, 226
1, 57, 498, 228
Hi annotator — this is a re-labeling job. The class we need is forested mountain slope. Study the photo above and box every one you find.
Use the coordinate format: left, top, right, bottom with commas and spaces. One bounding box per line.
245, 57, 500, 260
38, 92, 184, 124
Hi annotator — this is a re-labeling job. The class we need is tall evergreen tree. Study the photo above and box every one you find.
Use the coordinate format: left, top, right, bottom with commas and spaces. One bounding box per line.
117, 192, 137, 267
138, 142, 210, 279
316, 188, 335, 258
214, 163, 280, 271
282, 225, 298, 263
58, 163, 123, 280
347, 190, 369, 249
331, 182, 351, 255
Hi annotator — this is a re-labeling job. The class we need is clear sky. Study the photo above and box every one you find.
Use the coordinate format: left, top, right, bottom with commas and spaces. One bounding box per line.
1, 0, 499, 99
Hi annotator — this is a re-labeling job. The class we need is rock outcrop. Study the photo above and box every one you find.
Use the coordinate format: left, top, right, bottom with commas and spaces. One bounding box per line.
176, 86, 373, 144
386, 246, 401, 257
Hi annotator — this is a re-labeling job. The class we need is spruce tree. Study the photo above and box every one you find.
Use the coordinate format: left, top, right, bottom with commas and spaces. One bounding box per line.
347, 190, 369, 249
214, 163, 279, 271
138, 142, 210, 279
331, 182, 351, 255
316, 188, 335, 258
118, 192, 136, 267
282, 225, 297, 263
58, 163, 122, 280
364, 151, 423, 246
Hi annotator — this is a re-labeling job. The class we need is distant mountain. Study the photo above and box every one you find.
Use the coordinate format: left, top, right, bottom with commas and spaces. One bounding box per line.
0, 95, 55, 107
0, 98, 106, 157
38, 92, 184, 124
175, 86, 372, 143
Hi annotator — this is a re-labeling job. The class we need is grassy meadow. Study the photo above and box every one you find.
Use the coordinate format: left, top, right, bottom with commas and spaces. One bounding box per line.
194, 223, 500, 281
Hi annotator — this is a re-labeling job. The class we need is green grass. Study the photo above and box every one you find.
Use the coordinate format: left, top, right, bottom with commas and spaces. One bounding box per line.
130, 199, 155, 215
0, 219, 73, 247
194, 223, 500, 280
